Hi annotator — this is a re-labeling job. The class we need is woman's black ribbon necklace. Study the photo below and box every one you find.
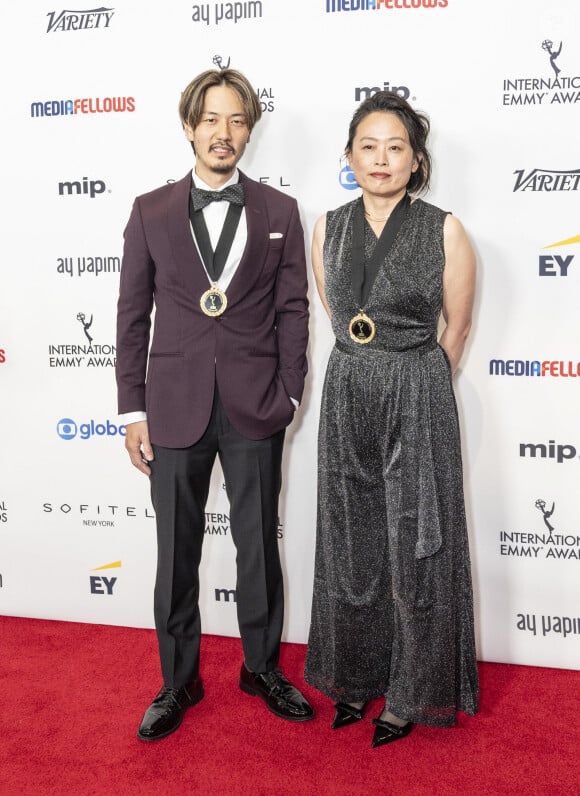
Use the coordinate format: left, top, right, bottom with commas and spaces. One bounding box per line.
348, 192, 410, 344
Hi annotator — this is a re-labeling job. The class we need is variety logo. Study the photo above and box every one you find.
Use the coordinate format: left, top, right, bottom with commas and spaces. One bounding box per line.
339, 165, 359, 191
48, 312, 116, 368
192, 1, 263, 26
90, 560, 121, 595
43, 501, 154, 527
0, 500, 7, 523
489, 359, 580, 377
354, 82, 413, 102
502, 39, 580, 106
58, 178, 110, 198
46, 7, 115, 32
500, 498, 580, 563
31, 96, 135, 118
326, 0, 448, 12
513, 168, 580, 192
56, 418, 126, 440
519, 441, 579, 465
539, 235, 578, 277
56, 255, 121, 279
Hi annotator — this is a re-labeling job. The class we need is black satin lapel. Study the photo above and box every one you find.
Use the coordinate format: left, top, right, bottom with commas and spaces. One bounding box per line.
225, 175, 270, 304
167, 173, 210, 295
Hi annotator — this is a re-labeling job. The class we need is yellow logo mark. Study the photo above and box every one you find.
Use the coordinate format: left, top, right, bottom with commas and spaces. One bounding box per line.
91, 560, 122, 571
543, 234, 580, 249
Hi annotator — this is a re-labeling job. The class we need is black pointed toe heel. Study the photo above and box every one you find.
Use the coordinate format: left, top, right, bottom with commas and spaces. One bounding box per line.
331, 701, 366, 730
371, 717, 413, 748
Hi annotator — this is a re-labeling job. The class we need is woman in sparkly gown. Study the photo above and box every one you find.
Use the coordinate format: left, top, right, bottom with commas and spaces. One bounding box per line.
304, 92, 479, 748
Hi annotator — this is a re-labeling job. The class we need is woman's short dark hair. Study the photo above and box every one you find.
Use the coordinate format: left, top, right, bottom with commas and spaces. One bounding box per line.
345, 91, 432, 194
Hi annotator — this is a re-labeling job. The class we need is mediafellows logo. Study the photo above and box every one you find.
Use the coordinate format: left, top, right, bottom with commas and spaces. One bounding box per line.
31, 96, 135, 118
513, 169, 580, 192
56, 418, 126, 441
192, 2, 263, 26
326, 0, 448, 13
489, 359, 580, 378
502, 39, 580, 106
0, 348, 5, 364
46, 7, 115, 32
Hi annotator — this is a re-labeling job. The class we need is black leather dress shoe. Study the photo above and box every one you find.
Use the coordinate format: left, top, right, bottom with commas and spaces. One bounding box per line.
371, 717, 413, 748
137, 680, 204, 741
239, 663, 314, 722
331, 701, 367, 729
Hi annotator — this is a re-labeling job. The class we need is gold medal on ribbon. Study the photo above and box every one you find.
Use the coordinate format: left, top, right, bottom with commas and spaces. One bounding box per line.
349, 311, 376, 344
200, 285, 227, 317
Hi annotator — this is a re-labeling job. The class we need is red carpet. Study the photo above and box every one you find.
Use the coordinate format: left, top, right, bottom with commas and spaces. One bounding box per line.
0, 616, 578, 795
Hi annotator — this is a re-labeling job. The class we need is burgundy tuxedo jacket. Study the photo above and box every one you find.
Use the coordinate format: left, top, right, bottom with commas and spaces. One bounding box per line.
116, 170, 309, 448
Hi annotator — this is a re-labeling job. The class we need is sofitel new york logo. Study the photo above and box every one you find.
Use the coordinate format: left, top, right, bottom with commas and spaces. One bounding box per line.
499, 498, 580, 561
46, 7, 115, 32
47, 312, 116, 368
43, 501, 154, 527
192, 2, 263, 26
503, 39, 580, 106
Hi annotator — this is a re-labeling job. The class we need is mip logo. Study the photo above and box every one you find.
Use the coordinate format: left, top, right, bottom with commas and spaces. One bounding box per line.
339, 165, 359, 191
56, 418, 126, 440
58, 177, 108, 198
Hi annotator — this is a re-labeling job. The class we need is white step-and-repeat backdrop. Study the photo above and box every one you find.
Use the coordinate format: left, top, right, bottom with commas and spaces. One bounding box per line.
1, 0, 579, 670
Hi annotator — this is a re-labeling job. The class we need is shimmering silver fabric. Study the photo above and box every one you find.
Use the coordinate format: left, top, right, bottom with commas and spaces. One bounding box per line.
305, 198, 479, 727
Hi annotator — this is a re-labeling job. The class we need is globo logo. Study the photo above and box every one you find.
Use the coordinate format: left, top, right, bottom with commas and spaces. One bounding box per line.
339, 165, 359, 190
56, 418, 126, 440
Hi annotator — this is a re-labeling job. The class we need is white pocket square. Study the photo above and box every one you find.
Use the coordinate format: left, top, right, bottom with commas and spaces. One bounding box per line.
269, 232, 283, 239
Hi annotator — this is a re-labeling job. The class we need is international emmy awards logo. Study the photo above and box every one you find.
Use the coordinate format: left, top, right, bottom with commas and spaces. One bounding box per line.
535, 498, 555, 532
213, 55, 231, 71
77, 312, 93, 344
541, 39, 562, 77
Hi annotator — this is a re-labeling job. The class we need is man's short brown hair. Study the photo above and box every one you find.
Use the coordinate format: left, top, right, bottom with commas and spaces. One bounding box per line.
179, 69, 262, 136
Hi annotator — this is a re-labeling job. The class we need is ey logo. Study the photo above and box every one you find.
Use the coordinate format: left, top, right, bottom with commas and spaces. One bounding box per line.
539, 234, 579, 276
90, 560, 121, 595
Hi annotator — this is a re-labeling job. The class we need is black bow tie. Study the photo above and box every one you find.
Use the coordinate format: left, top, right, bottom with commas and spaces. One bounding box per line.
190, 182, 245, 212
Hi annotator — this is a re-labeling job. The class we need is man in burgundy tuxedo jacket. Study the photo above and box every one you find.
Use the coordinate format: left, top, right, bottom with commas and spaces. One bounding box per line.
116, 69, 312, 741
